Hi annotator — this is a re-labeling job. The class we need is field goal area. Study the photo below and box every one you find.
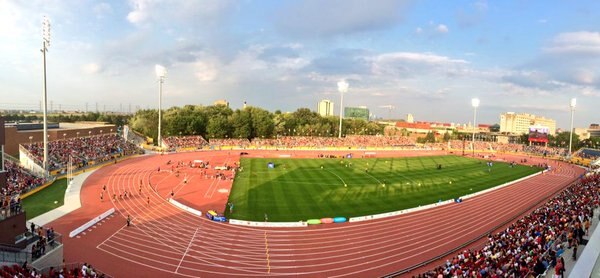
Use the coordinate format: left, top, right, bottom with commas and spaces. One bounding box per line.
364, 152, 377, 158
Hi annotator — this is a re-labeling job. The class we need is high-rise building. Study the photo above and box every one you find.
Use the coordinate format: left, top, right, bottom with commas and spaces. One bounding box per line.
500, 112, 556, 135
406, 113, 414, 123
344, 106, 369, 121
317, 99, 334, 117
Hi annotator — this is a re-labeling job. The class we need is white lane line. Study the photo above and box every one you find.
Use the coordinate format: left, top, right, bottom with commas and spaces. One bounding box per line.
97, 224, 128, 249
176, 227, 201, 273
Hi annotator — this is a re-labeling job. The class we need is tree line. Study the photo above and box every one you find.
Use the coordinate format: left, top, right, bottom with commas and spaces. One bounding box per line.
128, 104, 384, 143
0, 112, 130, 127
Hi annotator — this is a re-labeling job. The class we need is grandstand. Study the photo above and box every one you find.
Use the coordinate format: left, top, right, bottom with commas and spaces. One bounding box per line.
20, 134, 143, 175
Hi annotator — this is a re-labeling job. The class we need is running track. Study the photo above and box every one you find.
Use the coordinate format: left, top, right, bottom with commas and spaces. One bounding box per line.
47, 151, 584, 277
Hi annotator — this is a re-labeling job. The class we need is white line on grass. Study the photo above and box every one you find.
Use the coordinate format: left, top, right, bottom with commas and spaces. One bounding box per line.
324, 169, 348, 187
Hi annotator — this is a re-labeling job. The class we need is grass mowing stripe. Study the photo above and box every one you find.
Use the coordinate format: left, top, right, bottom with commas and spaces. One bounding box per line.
225, 155, 540, 222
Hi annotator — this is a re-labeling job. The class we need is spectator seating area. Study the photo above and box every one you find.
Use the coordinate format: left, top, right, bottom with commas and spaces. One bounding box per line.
575, 148, 600, 160
3, 159, 46, 196
416, 174, 599, 278
22, 134, 143, 171
524, 145, 568, 157
159, 135, 583, 158
208, 138, 251, 148
493, 143, 525, 153
1, 160, 46, 219
164, 135, 419, 150
162, 135, 208, 151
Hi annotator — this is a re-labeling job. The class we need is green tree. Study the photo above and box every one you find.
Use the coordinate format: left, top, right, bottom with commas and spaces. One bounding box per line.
250, 107, 274, 138
443, 132, 451, 142
230, 109, 252, 139
206, 116, 230, 139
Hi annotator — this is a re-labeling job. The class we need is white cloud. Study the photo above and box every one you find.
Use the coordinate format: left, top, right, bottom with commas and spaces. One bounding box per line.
436, 24, 449, 34
126, 0, 150, 24
415, 27, 423, 34
373, 52, 467, 65
544, 31, 600, 55
0, 1, 28, 38
574, 70, 595, 84
194, 61, 218, 81
126, 0, 233, 26
82, 63, 102, 74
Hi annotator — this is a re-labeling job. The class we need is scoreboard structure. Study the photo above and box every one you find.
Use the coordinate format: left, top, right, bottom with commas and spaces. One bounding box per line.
528, 126, 549, 144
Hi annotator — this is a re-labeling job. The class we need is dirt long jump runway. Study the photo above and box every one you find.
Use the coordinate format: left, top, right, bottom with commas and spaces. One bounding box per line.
47, 150, 584, 278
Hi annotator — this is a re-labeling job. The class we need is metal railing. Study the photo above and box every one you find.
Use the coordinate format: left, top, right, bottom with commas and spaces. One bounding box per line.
0, 243, 30, 264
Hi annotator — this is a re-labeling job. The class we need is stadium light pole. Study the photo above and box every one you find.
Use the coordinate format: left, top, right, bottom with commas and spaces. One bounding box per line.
155, 65, 167, 149
337, 79, 349, 138
41, 16, 51, 173
568, 98, 576, 156
471, 98, 480, 157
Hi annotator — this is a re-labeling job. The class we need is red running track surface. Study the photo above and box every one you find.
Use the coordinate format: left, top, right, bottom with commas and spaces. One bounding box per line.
46, 150, 583, 278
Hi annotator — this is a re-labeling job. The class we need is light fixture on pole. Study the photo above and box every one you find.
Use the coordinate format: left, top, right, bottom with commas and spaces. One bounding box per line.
41, 16, 51, 173
155, 65, 167, 148
471, 98, 480, 156
337, 79, 349, 138
568, 98, 576, 156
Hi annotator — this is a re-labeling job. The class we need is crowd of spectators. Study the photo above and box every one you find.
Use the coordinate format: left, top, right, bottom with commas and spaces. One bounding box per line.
162, 135, 208, 151
30, 223, 57, 260
1, 262, 106, 278
416, 173, 599, 278
160, 135, 589, 160
1, 160, 46, 219
523, 145, 568, 157
208, 138, 251, 148
447, 140, 492, 151
23, 134, 143, 170
574, 148, 600, 161
249, 135, 417, 149
3, 160, 46, 195
493, 143, 525, 153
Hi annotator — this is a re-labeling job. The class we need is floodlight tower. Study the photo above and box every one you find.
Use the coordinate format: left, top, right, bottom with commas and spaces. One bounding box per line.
155, 65, 167, 148
471, 98, 480, 156
41, 16, 51, 172
568, 98, 576, 155
337, 80, 349, 138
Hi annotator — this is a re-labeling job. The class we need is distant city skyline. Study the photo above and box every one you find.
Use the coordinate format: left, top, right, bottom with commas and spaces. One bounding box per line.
1, 0, 599, 130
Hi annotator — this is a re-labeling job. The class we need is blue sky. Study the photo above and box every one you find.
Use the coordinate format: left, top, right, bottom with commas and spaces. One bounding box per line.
1, 0, 599, 129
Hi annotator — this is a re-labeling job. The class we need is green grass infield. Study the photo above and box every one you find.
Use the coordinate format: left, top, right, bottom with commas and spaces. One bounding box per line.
225, 155, 541, 222
22, 178, 67, 220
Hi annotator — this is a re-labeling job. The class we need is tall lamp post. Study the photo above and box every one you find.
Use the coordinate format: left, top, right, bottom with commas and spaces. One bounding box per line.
41, 16, 51, 172
471, 98, 480, 156
568, 98, 576, 156
337, 79, 349, 138
155, 65, 167, 148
